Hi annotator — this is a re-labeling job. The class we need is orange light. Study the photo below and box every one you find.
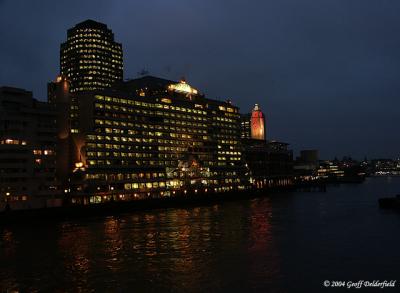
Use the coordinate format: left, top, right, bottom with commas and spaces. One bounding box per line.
75, 162, 84, 168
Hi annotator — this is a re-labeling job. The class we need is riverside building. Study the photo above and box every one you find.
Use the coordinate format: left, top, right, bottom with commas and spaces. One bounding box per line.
241, 104, 293, 188
49, 75, 249, 203
0, 87, 58, 210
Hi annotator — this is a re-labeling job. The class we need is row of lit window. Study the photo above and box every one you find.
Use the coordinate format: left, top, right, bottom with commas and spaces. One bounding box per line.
87, 152, 154, 158
76, 60, 122, 67
78, 80, 113, 86
225, 112, 241, 119
96, 109, 208, 123
213, 122, 237, 129
76, 65, 121, 73
218, 105, 236, 113
69, 33, 106, 39
215, 134, 240, 140
0, 139, 27, 145
62, 46, 122, 56
73, 53, 122, 60
86, 172, 166, 180
67, 36, 108, 44
94, 113, 208, 126
218, 151, 242, 155
218, 128, 239, 135
86, 136, 192, 146
77, 66, 121, 73
95, 105, 207, 121
218, 140, 239, 145
87, 151, 186, 159
87, 160, 183, 166
77, 66, 122, 72
157, 146, 199, 152
69, 43, 120, 51
93, 119, 207, 132
84, 142, 196, 151
33, 149, 54, 156
124, 181, 243, 192
95, 123, 207, 135
86, 134, 207, 145
71, 42, 116, 49
124, 182, 168, 190
164, 119, 208, 129
214, 116, 236, 123
86, 170, 237, 181
71, 86, 109, 92
99, 128, 207, 138
95, 100, 207, 116
86, 143, 155, 150
95, 95, 208, 115
218, 157, 241, 161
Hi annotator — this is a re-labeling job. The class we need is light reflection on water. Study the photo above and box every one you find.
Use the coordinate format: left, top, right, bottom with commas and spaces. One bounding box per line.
1, 177, 400, 292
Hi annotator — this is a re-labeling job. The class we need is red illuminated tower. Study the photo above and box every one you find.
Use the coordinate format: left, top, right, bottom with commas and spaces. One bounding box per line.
251, 104, 266, 140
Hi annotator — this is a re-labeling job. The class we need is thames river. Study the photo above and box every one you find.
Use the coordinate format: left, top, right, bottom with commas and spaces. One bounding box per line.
1, 177, 399, 292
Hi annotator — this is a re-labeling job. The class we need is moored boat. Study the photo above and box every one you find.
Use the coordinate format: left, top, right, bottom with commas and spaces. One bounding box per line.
378, 194, 400, 209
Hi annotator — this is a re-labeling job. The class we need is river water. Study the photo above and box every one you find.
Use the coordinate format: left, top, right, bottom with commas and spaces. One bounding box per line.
1, 177, 399, 292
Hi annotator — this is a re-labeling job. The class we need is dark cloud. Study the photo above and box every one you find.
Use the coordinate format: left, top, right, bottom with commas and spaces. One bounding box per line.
1, 0, 400, 159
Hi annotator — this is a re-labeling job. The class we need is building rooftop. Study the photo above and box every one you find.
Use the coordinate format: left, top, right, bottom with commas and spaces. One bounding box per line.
71, 19, 109, 30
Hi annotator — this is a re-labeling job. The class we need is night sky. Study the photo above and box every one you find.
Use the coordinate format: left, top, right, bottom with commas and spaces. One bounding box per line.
1, 0, 399, 159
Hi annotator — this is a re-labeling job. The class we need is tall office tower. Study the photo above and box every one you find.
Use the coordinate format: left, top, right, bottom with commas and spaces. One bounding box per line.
60, 19, 123, 93
250, 104, 266, 140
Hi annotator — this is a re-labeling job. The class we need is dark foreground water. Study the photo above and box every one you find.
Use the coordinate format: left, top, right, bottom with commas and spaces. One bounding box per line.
1, 177, 399, 292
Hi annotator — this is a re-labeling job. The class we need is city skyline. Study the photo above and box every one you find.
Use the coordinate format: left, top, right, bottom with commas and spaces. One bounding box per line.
1, 0, 400, 159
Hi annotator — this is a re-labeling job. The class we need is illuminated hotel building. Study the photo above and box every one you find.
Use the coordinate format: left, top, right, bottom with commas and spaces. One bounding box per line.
52, 76, 249, 202
60, 19, 123, 93
0, 87, 58, 209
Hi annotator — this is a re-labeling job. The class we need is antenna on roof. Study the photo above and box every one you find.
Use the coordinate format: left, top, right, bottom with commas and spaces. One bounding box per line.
138, 68, 149, 76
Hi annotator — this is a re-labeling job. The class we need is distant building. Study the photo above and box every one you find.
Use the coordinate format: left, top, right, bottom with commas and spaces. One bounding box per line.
240, 104, 266, 140
0, 87, 58, 209
241, 104, 292, 187
240, 113, 251, 139
293, 149, 319, 177
317, 161, 344, 179
242, 140, 293, 188
60, 19, 123, 93
300, 150, 319, 164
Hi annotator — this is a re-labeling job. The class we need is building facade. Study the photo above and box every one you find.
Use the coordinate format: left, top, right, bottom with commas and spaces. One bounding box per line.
240, 113, 251, 139
0, 87, 58, 209
242, 140, 293, 188
240, 104, 293, 188
60, 19, 123, 93
51, 76, 249, 203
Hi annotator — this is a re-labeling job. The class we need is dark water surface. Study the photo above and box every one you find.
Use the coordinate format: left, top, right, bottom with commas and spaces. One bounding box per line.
1, 177, 399, 292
